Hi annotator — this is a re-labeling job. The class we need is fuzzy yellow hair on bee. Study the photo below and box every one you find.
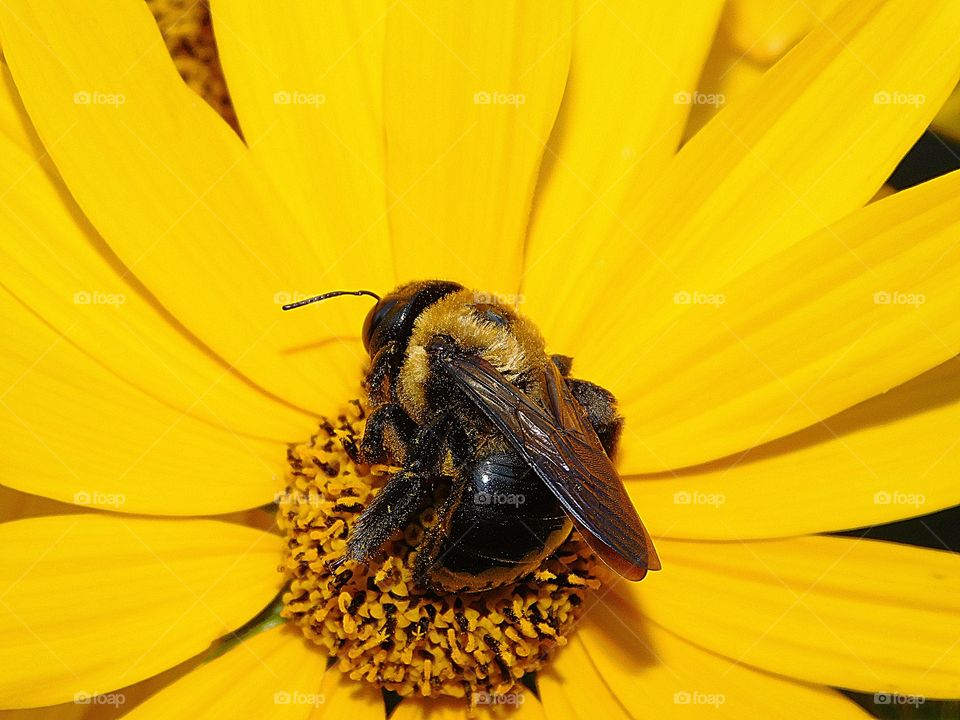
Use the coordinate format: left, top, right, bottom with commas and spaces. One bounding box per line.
397, 289, 547, 420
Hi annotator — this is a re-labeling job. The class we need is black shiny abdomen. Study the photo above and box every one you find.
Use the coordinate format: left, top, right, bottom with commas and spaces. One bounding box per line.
419, 452, 573, 592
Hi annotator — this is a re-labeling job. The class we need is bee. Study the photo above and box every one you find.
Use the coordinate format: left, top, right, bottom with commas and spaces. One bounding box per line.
284, 281, 660, 593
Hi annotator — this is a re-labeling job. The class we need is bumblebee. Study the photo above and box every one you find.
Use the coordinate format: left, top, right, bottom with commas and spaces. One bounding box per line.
284, 281, 660, 593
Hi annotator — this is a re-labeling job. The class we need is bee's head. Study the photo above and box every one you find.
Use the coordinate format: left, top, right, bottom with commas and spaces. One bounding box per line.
361, 281, 464, 356
281, 281, 464, 358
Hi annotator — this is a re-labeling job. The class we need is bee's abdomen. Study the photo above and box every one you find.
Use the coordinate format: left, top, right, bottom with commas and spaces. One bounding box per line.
421, 453, 572, 593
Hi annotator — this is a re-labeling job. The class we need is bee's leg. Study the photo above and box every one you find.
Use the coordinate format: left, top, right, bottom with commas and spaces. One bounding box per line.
442, 418, 473, 467
343, 466, 433, 565
411, 483, 464, 590
566, 379, 623, 455
550, 354, 574, 377
365, 341, 405, 404
359, 403, 416, 464
344, 413, 455, 564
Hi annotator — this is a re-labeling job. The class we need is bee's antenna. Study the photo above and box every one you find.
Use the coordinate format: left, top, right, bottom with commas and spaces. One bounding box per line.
282, 289, 381, 311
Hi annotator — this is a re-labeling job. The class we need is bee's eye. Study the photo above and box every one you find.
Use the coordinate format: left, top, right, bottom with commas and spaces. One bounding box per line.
474, 304, 510, 327
362, 298, 399, 354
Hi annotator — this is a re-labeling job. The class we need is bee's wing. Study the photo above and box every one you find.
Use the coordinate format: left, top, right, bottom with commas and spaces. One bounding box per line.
439, 351, 660, 580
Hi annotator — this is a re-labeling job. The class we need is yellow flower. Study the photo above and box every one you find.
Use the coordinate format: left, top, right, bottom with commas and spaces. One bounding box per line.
1, 0, 960, 718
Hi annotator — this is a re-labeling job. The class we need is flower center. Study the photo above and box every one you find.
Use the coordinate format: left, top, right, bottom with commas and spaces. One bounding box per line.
277, 404, 600, 704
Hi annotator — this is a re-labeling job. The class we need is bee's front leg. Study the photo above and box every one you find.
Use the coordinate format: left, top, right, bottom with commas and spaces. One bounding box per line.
364, 340, 405, 405
343, 466, 433, 565
359, 403, 416, 465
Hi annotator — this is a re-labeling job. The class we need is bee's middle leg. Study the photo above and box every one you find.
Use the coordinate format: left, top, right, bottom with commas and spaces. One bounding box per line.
411, 479, 466, 589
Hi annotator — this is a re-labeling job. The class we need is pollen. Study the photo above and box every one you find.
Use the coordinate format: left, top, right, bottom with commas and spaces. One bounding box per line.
277, 404, 600, 705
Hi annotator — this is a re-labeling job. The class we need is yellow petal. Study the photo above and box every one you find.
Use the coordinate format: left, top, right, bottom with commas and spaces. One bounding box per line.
613, 168, 960, 471
538, 638, 629, 720
383, 1, 572, 293
0, 285, 283, 514
629, 356, 960, 539
680, 19, 764, 142
0, 64, 313, 443
0, 485, 87, 524
551, 0, 960, 403
724, 0, 846, 66
685, 0, 849, 138
933, 83, 960, 143
0, 705, 85, 720
0, 0, 362, 412
633, 536, 960, 698
0, 650, 205, 719
392, 696, 544, 719
523, 0, 723, 340
210, 1, 395, 295
308, 671, 382, 719
0, 64, 39, 154
541, 606, 868, 718
124, 626, 325, 720
871, 184, 897, 202
0, 515, 282, 708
